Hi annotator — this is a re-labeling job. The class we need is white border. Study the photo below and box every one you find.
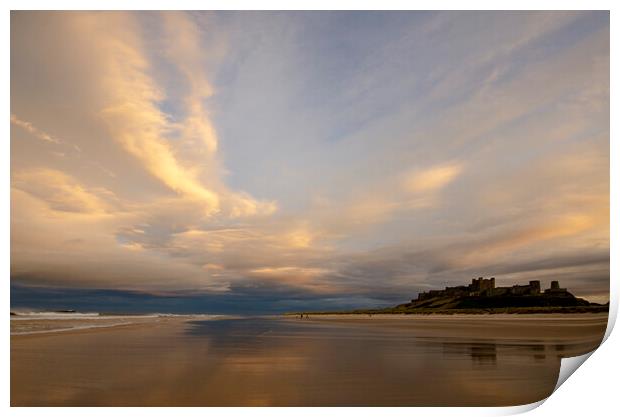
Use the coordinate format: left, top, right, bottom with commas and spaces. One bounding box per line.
3, 1, 617, 416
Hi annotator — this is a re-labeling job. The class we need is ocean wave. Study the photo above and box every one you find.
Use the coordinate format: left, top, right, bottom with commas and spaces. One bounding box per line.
10, 311, 236, 321
10, 321, 137, 336
11, 312, 102, 320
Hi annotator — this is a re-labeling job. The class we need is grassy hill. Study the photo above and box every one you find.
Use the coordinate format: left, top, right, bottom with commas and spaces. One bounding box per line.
287, 293, 608, 315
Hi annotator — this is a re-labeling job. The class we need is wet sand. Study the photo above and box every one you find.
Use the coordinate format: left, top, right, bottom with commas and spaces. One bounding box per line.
11, 313, 608, 406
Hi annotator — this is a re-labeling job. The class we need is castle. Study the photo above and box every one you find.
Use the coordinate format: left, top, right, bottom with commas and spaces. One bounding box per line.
414, 277, 569, 303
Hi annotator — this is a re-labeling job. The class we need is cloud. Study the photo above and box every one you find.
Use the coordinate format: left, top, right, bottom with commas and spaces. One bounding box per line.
46, 12, 276, 219
11, 114, 61, 144
436, 212, 603, 271
10, 12, 609, 308
324, 161, 464, 229
249, 266, 334, 292
87, 14, 221, 215
162, 12, 219, 154
404, 162, 462, 193
285, 226, 315, 249
12, 169, 113, 215
10, 12, 279, 293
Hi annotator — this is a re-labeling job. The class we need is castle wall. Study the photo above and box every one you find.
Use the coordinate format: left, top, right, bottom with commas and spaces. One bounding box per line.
487, 287, 510, 296
414, 277, 551, 302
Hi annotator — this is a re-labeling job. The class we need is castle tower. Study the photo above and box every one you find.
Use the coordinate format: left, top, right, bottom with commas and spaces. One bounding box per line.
471, 277, 484, 291
551, 281, 560, 290
529, 280, 541, 294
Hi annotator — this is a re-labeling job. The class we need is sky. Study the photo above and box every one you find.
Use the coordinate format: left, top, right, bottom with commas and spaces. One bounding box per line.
10, 11, 610, 313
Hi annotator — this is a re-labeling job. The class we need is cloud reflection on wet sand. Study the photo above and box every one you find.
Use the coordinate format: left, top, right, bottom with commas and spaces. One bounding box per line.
11, 314, 607, 406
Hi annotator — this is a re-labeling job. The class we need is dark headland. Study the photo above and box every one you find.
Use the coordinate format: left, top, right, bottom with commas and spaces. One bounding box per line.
290, 277, 609, 315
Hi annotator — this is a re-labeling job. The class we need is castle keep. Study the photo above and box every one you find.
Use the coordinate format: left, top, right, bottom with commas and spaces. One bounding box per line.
414, 277, 568, 303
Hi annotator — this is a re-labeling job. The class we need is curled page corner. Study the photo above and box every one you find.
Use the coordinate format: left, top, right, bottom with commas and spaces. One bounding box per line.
550, 298, 616, 398
603, 300, 618, 343
553, 351, 595, 393
503, 398, 547, 415
499, 352, 597, 417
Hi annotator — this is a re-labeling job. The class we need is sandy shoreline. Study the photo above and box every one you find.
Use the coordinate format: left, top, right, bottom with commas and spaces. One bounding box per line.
293, 312, 610, 319
11, 312, 609, 340
11, 313, 609, 406
284, 313, 609, 343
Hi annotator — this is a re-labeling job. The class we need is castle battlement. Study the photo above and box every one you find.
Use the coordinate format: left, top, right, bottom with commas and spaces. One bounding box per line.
413, 278, 563, 303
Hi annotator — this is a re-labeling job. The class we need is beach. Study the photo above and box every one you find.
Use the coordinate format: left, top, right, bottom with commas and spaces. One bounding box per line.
11, 313, 608, 406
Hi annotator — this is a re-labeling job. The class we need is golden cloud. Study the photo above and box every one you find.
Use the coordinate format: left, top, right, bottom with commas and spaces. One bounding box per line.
404, 162, 463, 194
12, 169, 112, 216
